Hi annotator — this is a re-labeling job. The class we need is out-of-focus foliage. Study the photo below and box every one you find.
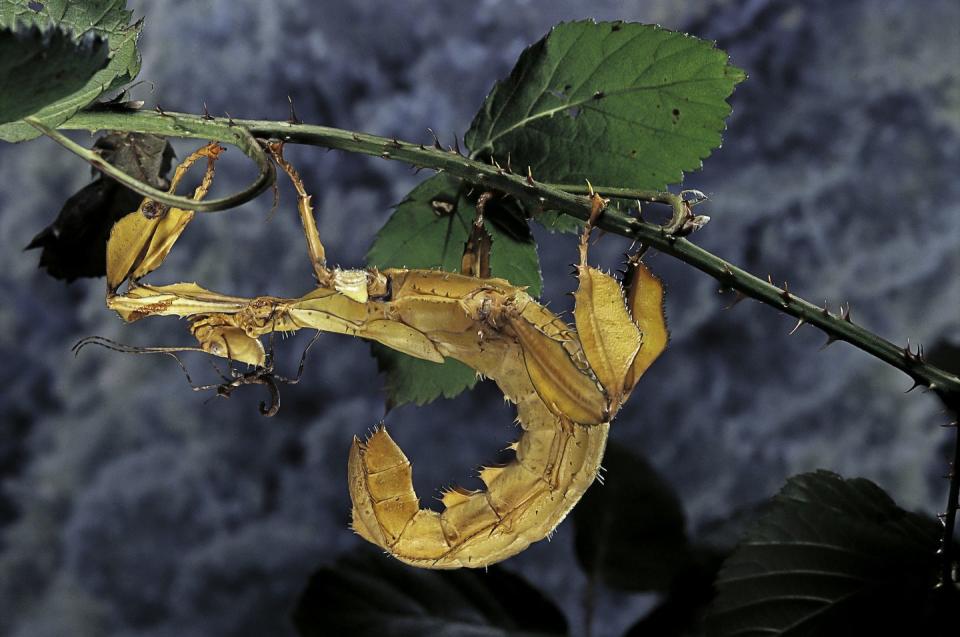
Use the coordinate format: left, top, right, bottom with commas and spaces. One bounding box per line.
0, 25, 107, 125
293, 549, 568, 637
0, 0, 142, 141
26, 132, 174, 280
573, 442, 693, 592
707, 471, 951, 637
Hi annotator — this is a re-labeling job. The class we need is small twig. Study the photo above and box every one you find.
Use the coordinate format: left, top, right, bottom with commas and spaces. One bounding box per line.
28, 115, 276, 213
939, 395, 960, 586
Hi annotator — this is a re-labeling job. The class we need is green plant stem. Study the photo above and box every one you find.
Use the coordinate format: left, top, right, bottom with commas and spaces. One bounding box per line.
940, 395, 960, 586
58, 108, 960, 401
547, 182, 693, 233
29, 116, 275, 212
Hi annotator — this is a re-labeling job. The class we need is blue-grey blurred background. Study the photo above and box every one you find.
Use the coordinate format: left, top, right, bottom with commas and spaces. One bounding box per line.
1, 0, 958, 635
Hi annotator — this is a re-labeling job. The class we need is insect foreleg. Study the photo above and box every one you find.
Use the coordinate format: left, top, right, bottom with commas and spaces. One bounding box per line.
268, 141, 329, 284
107, 142, 225, 291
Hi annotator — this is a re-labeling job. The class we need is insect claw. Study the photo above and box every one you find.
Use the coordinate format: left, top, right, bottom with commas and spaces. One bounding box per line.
257, 375, 281, 417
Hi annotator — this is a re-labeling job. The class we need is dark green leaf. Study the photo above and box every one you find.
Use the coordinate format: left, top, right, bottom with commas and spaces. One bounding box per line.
622, 548, 726, 637
465, 21, 745, 202
372, 346, 479, 408
706, 470, 947, 637
0, 0, 142, 142
26, 132, 174, 281
367, 174, 474, 274
573, 442, 692, 592
292, 549, 567, 637
0, 25, 108, 125
533, 210, 584, 234
366, 173, 541, 406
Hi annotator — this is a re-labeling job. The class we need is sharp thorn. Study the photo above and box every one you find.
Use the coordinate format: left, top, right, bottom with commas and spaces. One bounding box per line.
779, 281, 792, 306
725, 290, 748, 309
427, 127, 442, 150
788, 317, 806, 335
819, 335, 838, 351
287, 95, 302, 125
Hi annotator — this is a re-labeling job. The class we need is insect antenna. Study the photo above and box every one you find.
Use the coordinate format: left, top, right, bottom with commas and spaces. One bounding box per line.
72, 335, 206, 385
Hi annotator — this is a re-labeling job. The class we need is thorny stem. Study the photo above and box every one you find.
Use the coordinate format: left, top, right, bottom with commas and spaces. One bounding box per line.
57, 108, 960, 583
59, 108, 960, 405
546, 182, 694, 234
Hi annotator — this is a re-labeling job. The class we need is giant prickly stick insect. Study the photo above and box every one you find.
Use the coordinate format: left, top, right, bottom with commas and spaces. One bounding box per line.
97, 140, 668, 569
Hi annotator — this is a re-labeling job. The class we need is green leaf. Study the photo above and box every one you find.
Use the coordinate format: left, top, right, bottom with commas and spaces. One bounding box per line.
26, 131, 175, 281
372, 346, 479, 408
706, 470, 948, 637
621, 549, 726, 637
0, 0, 142, 142
534, 209, 584, 234
292, 549, 568, 637
367, 173, 541, 406
0, 25, 108, 125
573, 442, 693, 592
465, 20, 745, 201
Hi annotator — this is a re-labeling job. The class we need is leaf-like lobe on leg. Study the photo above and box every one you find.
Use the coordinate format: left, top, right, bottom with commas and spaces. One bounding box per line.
510, 316, 608, 425
106, 142, 224, 291
623, 259, 668, 394
573, 265, 642, 411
